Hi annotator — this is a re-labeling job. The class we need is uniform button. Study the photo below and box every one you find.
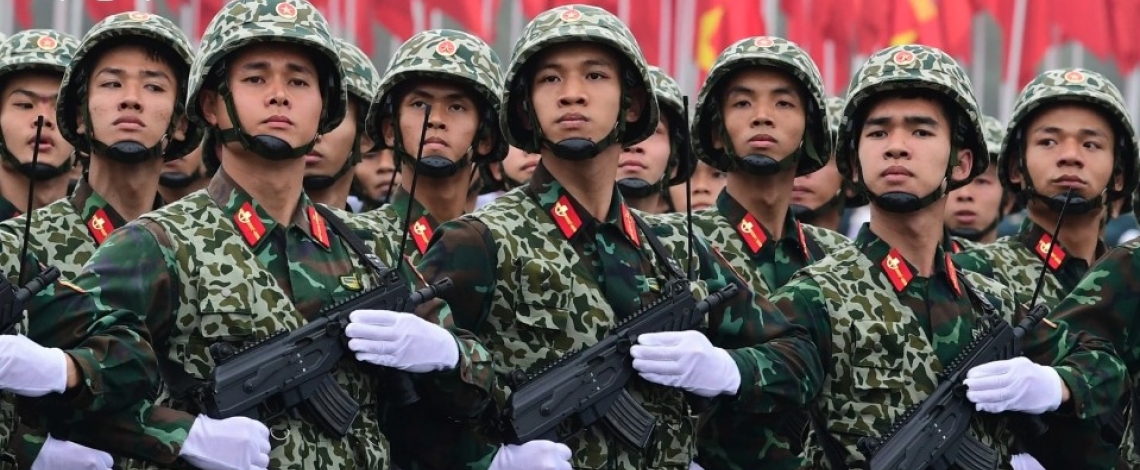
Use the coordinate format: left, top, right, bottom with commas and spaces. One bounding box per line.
873, 343, 883, 353
220, 287, 232, 297
541, 281, 551, 290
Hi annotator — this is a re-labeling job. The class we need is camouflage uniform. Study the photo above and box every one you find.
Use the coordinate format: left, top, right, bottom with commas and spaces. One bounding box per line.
347, 29, 508, 470
955, 69, 1140, 469
414, 7, 823, 470
645, 36, 847, 470
34, 2, 491, 469
0, 30, 79, 222
769, 45, 1023, 469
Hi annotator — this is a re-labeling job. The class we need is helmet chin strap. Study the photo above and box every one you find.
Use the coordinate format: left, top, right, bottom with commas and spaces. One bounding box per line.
522, 80, 630, 161
948, 212, 1001, 242
159, 167, 203, 189
617, 175, 667, 199
789, 189, 843, 223
213, 67, 317, 161
1015, 142, 1106, 216
304, 132, 365, 191
856, 158, 951, 213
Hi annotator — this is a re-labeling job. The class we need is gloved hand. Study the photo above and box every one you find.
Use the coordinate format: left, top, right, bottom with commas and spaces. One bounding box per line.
489, 441, 572, 470
1010, 453, 1047, 470
965, 356, 1063, 414
179, 415, 270, 470
631, 330, 740, 397
30, 435, 113, 470
0, 335, 67, 396
345, 309, 460, 373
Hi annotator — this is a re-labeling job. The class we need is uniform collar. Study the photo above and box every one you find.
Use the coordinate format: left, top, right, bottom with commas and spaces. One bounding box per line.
716, 189, 811, 259
70, 178, 164, 246
207, 169, 331, 251
856, 224, 963, 297
526, 162, 640, 246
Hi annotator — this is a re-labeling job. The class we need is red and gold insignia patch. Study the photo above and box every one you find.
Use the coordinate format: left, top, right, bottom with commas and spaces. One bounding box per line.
411, 216, 434, 254
551, 195, 582, 239
559, 7, 582, 22
881, 248, 914, 292
234, 202, 266, 246
754, 36, 775, 47
1063, 69, 1086, 84
1034, 233, 1066, 271
893, 50, 915, 66
945, 254, 962, 296
86, 208, 115, 245
436, 39, 457, 56
620, 204, 640, 247
276, 2, 298, 19
736, 213, 767, 254
307, 206, 330, 249
36, 35, 57, 51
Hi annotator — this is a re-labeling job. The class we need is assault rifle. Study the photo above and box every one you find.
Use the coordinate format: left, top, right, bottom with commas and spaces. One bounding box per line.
502, 279, 738, 449
856, 189, 1074, 470
200, 273, 452, 438
2, 116, 60, 334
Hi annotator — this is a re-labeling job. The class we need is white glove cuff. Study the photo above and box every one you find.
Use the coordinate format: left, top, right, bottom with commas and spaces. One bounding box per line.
1044, 366, 1063, 412
46, 348, 69, 395
717, 348, 741, 396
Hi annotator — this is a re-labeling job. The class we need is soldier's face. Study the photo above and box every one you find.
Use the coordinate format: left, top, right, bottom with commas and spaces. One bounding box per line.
668, 160, 726, 211
527, 43, 636, 146
792, 155, 843, 210
619, 114, 671, 184
499, 145, 539, 186
384, 79, 490, 162
857, 97, 971, 196
1014, 104, 1121, 201
306, 98, 360, 177
202, 44, 323, 150
0, 72, 73, 167
162, 144, 203, 178
945, 166, 1004, 233
354, 148, 398, 201
81, 45, 185, 150
715, 67, 806, 162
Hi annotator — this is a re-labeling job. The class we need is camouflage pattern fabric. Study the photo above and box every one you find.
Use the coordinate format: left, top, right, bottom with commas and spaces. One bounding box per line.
980, 114, 1004, 157
368, 29, 507, 163
1017, 238, 1138, 466
186, 0, 347, 136
998, 68, 1139, 203
56, 12, 201, 160
692, 36, 832, 176
835, 45, 988, 191
0, 29, 79, 167
647, 190, 850, 470
500, 4, 659, 154
949, 236, 980, 254
770, 226, 1022, 468
35, 170, 489, 469
414, 162, 822, 469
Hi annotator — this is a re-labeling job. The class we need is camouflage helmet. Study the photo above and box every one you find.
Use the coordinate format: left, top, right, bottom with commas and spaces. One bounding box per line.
825, 95, 844, 140
56, 12, 201, 160
501, 4, 659, 154
998, 68, 1138, 203
980, 114, 1004, 159
187, 0, 346, 136
836, 44, 987, 191
692, 36, 831, 176
0, 30, 78, 165
0, 33, 7, 44
334, 38, 379, 163
647, 65, 695, 184
367, 29, 507, 163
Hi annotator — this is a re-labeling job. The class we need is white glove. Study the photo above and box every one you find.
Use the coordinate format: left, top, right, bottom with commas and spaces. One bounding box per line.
0, 335, 67, 396
345, 309, 460, 373
489, 441, 572, 470
1010, 453, 1047, 470
964, 357, 1063, 414
179, 415, 270, 470
30, 435, 113, 470
630, 330, 740, 397
690, 462, 706, 470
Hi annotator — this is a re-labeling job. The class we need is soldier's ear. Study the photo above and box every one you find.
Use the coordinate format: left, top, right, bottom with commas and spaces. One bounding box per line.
200, 90, 220, 126
75, 108, 87, 135
172, 115, 189, 142
476, 130, 494, 157
1007, 156, 1024, 188
381, 117, 396, 148
625, 87, 645, 123
951, 148, 973, 181
1112, 172, 1124, 193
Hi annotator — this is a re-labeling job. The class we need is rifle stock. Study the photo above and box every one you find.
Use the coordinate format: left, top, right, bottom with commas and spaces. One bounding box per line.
502, 280, 738, 448
200, 273, 452, 438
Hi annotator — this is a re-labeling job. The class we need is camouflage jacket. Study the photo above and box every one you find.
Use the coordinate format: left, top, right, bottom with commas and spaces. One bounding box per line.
415, 163, 822, 470
646, 189, 850, 470
949, 236, 980, 254
46, 170, 488, 470
0, 232, 157, 469
770, 225, 1022, 469
353, 187, 440, 267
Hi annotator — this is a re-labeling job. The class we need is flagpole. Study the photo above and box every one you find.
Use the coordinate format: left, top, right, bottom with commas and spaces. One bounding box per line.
971, 16, 985, 111
1128, 69, 1140, 132
1001, 0, 1029, 122
679, 0, 697, 96
0, 0, 12, 35
412, 0, 426, 35
763, 0, 776, 35
824, 40, 835, 96
1043, 25, 1058, 70
481, 0, 491, 42
430, 8, 442, 29
510, 0, 523, 45
618, 0, 630, 26
1070, 44, 1084, 68
53, 0, 67, 33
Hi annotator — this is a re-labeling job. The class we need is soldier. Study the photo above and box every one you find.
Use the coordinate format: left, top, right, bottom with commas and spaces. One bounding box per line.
42, 1, 493, 469
304, 38, 379, 209
1, 12, 203, 278
666, 160, 725, 212
767, 45, 1122, 469
790, 95, 847, 232
953, 68, 1139, 469
350, 147, 398, 211
0, 30, 78, 221
650, 36, 848, 470
157, 135, 210, 202
944, 115, 1017, 249
412, 5, 822, 469
476, 144, 540, 209
617, 65, 692, 214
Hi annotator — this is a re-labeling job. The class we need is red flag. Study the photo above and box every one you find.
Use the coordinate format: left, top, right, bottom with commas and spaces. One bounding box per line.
629, 0, 663, 67
1110, 0, 1140, 73
14, 0, 33, 29
1054, 0, 1112, 59
857, 0, 893, 53
374, 0, 416, 41
939, 0, 977, 64
887, 0, 944, 48
84, 0, 140, 23
422, 0, 500, 41
694, 0, 766, 85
